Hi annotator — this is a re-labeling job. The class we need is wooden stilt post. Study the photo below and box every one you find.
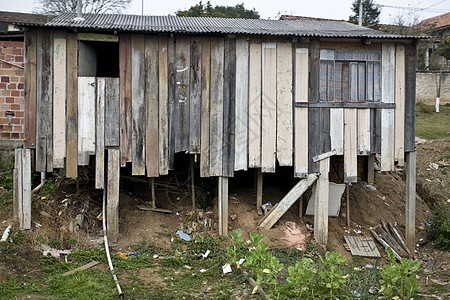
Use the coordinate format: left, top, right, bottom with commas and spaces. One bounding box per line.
190, 155, 196, 210
315, 157, 330, 245
22, 149, 31, 230
367, 154, 375, 184
13, 151, 19, 223
107, 149, 120, 243
218, 176, 229, 236
150, 178, 156, 209
299, 195, 303, 218
346, 183, 350, 228
405, 151, 416, 254
256, 168, 263, 215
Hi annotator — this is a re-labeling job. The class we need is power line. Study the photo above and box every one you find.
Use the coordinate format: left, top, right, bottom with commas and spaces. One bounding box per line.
379, 3, 449, 14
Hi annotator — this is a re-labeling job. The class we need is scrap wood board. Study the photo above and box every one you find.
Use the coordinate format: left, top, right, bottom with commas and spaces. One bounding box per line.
344, 235, 380, 257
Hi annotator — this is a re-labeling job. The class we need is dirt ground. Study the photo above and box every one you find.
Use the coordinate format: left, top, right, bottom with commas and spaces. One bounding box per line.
0, 138, 449, 295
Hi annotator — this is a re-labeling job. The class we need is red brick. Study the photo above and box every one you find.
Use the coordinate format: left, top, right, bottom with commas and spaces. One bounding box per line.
1, 90, 10, 96
13, 125, 22, 132
15, 111, 24, 117
11, 132, 19, 139
0, 117, 8, 124
3, 41, 13, 48
11, 90, 20, 97
10, 104, 20, 110
1, 76, 10, 83
0, 104, 9, 110
19, 77, 24, 83
12, 49, 22, 55
1, 125, 12, 131
3, 69, 14, 76
19, 133, 23, 139
13, 42, 23, 48
14, 56, 23, 63
7, 83, 16, 89
6, 97, 14, 103
17, 83, 24, 89
15, 69, 24, 76
2, 48, 12, 55
0, 83, 6, 89
2, 132, 11, 139
10, 76, 18, 83
11, 118, 20, 124
15, 97, 24, 103
0, 111, 4, 117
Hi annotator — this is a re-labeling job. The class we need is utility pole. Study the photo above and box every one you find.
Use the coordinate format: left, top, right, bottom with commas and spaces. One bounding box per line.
359, 0, 363, 26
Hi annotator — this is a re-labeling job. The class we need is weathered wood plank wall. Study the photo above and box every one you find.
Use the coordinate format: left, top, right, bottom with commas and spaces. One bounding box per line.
200, 37, 211, 177
381, 43, 395, 171
66, 33, 78, 178
95, 78, 106, 189
189, 37, 202, 154
24, 29, 37, 149
248, 37, 262, 168
158, 35, 169, 175
77, 76, 96, 165
119, 34, 132, 166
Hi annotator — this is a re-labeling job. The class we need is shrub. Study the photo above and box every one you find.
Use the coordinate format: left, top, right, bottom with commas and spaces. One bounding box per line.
427, 202, 450, 250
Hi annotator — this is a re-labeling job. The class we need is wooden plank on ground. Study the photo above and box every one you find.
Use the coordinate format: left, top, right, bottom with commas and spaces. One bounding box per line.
158, 35, 169, 175
77, 77, 96, 165
21, 149, 31, 230
222, 37, 236, 177
53, 30, 66, 168
276, 40, 293, 166
36, 29, 53, 172
119, 34, 132, 166
95, 78, 105, 189
66, 33, 78, 178
248, 37, 262, 168
344, 236, 381, 257
294, 46, 309, 178
404, 44, 416, 152
235, 36, 249, 171
209, 37, 224, 176
261, 40, 277, 173
314, 157, 329, 245
175, 35, 191, 153
259, 173, 318, 229
395, 44, 405, 166
24, 29, 37, 149
381, 43, 395, 171
358, 108, 371, 155
189, 37, 202, 153
344, 108, 357, 182
200, 37, 211, 177
107, 149, 120, 242
105, 78, 120, 147
62, 261, 100, 276
131, 34, 146, 175
167, 36, 176, 169
145, 35, 159, 177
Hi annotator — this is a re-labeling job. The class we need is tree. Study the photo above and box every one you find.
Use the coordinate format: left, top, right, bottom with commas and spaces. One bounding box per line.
349, 0, 381, 28
176, 1, 260, 19
34, 0, 131, 15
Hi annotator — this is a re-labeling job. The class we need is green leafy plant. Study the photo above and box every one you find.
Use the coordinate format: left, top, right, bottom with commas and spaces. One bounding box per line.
379, 247, 420, 299
314, 251, 349, 299
244, 233, 284, 296
285, 257, 316, 299
427, 202, 450, 250
226, 229, 246, 267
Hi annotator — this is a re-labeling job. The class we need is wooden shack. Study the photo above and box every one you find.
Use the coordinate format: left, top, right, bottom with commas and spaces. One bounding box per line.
15, 13, 420, 249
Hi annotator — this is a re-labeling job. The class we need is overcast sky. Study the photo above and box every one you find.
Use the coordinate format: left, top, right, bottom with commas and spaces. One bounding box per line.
2, 0, 449, 24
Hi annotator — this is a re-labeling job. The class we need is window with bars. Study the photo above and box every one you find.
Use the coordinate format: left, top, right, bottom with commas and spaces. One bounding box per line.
319, 49, 381, 102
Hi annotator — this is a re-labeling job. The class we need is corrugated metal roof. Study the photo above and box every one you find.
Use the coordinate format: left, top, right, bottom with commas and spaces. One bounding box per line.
30, 13, 422, 39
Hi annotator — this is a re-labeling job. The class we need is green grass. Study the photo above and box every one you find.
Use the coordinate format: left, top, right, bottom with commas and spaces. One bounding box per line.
416, 102, 450, 140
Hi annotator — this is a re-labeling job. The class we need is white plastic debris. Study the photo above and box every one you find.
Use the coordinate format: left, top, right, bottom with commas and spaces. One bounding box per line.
0, 225, 12, 242
199, 269, 207, 273
202, 250, 210, 259
222, 263, 232, 274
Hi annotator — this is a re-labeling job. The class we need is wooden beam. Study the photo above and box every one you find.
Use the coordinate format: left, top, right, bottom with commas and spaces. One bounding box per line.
346, 183, 350, 228
218, 176, 229, 236
404, 44, 416, 152
104, 78, 120, 147
190, 155, 196, 209
119, 34, 132, 166
314, 157, 330, 245
259, 173, 318, 230
150, 178, 156, 208
158, 35, 169, 175
24, 29, 37, 149
95, 78, 105, 189
405, 151, 416, 254
312, 150, 337, 163
22, 149, 32, 230
394, 44, 405, 166
367, 154, 375, 184
78, 33, 118, 42
295, 102, 395, 109
107, 149, 120, 243
256, 168, 263, 215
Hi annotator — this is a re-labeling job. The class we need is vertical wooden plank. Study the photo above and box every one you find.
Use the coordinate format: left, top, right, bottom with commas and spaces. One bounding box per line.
15, 149, 23, 228
344, 108, 357, 182
314, 157, 329, 245
145, 35, 159, 177
175, 35, 191, 152
395, 44, 405, 166
357, 108, 371, 155
405, 151, 416, 253
36, 29, 53, 172
308, 39, 320, 173
66, 33, 78, 178
256, 168, 263, 215
53, 30, 66, 169
367, 154, 375, 184
119, 34, 132, 166
107, 149, 120, 242
21, 149, 32, 230
131, 34, 146, 175
105, 78, 120, 147
370, 108, 381, 154
235, 36, 249, 171
276, 40, 293, 166
218, 176, 229, 236
77, 77, 96, 165
294, 46, 309, 178
222, 37, 236, 177
261, 40, 277, 173
200, 37, 211, 177
13, 150, 20, 222
25, 29, 37, 149
167, 36, 176, 169
330, 108, 344, 155
248, 37, 262, 168
95, 78, 105, 189
320, 108, 331, 154
158, 35, 169, 175
189, 37, 202, 153
209, 37, 224, 176
381, 43, 395, 171
405, 44, 417, 152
